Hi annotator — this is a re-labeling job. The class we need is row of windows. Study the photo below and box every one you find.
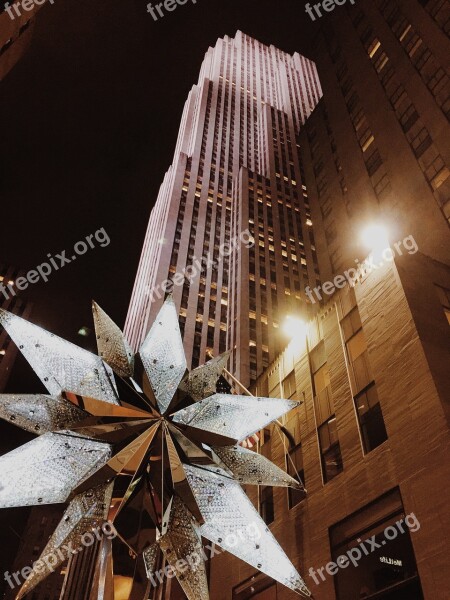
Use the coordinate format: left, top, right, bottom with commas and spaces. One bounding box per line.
237, 488, 422, 600
255, 299, 391, 524
419, 0, 450, 36
351, 6, 450, 225
324, 29, 393, 204
377, 0, 450, 118
256, 281, 450, 524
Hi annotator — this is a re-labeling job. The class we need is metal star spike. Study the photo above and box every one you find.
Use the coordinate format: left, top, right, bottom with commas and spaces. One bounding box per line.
0, 296, 311, 600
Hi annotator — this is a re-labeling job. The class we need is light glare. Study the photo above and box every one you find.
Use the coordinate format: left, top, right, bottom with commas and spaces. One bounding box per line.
282, 316, 308, 341
360, 223, 389, 256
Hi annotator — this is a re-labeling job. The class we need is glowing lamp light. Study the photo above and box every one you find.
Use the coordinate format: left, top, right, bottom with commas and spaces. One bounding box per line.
360, 223, 389, 258
282, 316, 308, 341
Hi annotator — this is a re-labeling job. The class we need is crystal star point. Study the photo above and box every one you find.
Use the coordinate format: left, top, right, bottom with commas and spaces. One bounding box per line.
0, 297, 311, 599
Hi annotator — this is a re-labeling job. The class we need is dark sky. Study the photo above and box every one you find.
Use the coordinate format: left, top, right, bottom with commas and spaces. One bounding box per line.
0, 0, 319, 368
0, 0, 321, 580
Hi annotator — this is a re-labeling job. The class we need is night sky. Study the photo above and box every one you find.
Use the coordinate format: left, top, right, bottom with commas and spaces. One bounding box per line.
0, 0, 321, 582
0, 0, 320, 388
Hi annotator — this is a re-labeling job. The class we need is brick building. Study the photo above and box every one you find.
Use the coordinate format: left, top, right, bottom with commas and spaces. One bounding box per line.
208, 1, 450, 599
209, 248, 450, 600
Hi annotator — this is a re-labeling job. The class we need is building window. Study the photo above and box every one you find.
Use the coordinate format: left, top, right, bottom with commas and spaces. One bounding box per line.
318, 416, 343, 483
310, 342, 342, 483
283, 370, 297, 399
314, 362, 330, 394
399, 104, 419, 132
365, 147, 383, 175
410, 127, 432, 158
287, 443, 305, 508
435, 284, 450, 325
259, 486, 274, 525
347, 329, 366, 361
355, 382, 388, 453
330, 488, 424, 600
342, 309, 373, 393
313, 362, 334, 425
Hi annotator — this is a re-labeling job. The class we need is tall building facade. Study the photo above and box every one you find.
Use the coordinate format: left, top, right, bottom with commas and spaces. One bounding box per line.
299, 0, 449, 283
209, 248, 450, 600
209, 2, 450, 599
125, 31, 324, 385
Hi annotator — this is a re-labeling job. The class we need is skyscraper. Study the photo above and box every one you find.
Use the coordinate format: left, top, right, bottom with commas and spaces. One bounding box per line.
208, 2, 450, 599
125, 31, 323, 385
298, 0, 449, 284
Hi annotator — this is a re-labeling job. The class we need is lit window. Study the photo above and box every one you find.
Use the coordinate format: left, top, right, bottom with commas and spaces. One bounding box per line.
368, 39, 381, 58
362, 134, 375, 152
399, 23, 412, 42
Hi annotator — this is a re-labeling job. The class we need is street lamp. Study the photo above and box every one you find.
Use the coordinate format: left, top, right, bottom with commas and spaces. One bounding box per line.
360, 223, 389, 262
282, 315, 308, 341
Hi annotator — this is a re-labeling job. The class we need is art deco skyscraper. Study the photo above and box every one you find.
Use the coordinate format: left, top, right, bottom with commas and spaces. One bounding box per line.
125, 31, 323, 385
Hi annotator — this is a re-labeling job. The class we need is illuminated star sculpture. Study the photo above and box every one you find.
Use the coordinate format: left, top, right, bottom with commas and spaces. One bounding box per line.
0, 296, 311, 600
